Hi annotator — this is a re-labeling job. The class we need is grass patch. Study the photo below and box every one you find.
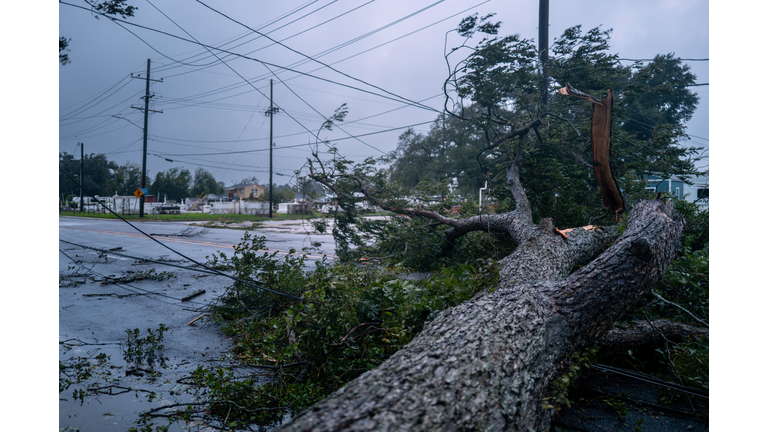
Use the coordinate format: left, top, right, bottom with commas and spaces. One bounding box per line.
59, 211, 314, 223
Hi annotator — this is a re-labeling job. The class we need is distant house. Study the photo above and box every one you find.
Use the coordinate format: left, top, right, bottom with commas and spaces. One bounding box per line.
643, 174, 708, 207
226, 183, 266, 200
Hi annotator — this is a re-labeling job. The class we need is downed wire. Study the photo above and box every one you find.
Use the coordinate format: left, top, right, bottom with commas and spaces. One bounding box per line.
59, 239, 292, 312
59, 166, 302, 301
591, 363, 708, 399
59, 248, 200, 307
60, 239, 223, 276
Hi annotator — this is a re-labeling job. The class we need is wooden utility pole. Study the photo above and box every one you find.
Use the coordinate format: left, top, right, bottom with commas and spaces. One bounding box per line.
131, 59, 163, 217
264, 79, 279, 218
539, 0, 549, 106
79, 142, 84, 212
270, 79, 274, 218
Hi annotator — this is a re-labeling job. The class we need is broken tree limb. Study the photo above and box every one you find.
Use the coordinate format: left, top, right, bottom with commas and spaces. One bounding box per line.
558, 84, 626, 216
187, 313, 208, 326
181, 290, 206, 302
596, 319, 708, 354
274, 200, 683, 432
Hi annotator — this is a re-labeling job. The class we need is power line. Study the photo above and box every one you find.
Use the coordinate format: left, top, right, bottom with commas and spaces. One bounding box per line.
149, 2, 480, 114
150, 0, 327, 72
195, 0, 442, 114
261, 61, 388, 154
59, 248, 192, 307
58, 165, 303, 300
618, 58, 709, 62
150, 0, 345, 74
140, 0, 335, 158
148, 152, 296, 174
100, 1, 467, 125
152, 119, 434, 157
59, 88, 146, 126
59, 75, 134, 121
60, 1, 442, 113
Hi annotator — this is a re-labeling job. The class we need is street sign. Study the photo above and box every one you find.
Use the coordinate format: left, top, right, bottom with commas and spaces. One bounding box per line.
134, 189, 143, 198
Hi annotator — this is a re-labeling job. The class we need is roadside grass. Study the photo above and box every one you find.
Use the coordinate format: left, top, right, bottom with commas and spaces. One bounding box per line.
58, 211, 327, 223
59, 211, 394, 223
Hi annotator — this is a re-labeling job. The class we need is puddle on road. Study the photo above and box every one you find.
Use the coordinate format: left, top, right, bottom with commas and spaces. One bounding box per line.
59, 339, 272, 432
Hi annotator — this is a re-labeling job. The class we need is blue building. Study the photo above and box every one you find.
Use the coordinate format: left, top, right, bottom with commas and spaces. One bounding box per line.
643, 174, 708, 207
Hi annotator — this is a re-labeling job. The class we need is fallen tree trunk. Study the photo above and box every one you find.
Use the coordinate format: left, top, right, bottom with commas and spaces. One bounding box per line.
597, 319, 708, 354
275, 199, 683, 432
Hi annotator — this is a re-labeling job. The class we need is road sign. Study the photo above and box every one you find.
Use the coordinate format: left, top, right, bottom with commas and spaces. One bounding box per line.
134, 188, 148, 198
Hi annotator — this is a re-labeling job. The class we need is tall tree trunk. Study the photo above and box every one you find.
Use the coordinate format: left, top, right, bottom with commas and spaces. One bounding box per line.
275, 199, 683, 432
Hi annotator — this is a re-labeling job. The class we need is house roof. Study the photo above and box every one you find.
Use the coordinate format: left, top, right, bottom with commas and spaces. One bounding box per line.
226, 183, 265, 190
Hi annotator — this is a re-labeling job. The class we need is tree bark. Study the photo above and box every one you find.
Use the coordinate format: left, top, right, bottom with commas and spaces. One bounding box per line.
596, 319, 708, 354
275, 199, 683, 432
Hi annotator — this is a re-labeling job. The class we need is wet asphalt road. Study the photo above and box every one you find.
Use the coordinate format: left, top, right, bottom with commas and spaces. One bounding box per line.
58, 216, 336, 431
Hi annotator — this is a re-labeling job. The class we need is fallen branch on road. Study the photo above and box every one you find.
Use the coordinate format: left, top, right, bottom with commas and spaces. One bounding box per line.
181, 290, 206, 302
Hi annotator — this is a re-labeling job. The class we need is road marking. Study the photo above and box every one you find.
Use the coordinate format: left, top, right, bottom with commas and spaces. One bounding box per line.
60, 226, 337, 260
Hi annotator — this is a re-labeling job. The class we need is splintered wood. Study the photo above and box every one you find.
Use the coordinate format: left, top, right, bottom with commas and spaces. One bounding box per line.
558, 84, 626, 218
555, 225, 598, 239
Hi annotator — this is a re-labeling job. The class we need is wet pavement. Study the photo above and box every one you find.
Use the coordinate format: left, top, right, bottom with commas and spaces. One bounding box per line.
59, 216, 336, 431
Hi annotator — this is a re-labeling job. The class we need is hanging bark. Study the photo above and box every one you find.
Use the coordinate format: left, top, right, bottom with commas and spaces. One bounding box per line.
558, 84, 626, 216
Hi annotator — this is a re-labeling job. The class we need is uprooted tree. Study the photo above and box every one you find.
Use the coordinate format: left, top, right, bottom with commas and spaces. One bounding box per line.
272, 17, 704, 431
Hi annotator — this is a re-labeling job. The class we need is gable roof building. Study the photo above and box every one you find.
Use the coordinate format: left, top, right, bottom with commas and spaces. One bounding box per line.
226, 183, 266, 200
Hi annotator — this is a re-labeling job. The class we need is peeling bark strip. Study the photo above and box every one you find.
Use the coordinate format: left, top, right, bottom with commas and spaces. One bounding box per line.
275, 200, 683, 432
558, 84, 626, 215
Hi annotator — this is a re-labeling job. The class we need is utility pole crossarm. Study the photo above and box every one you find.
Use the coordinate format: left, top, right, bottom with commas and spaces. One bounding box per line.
131, 105, 164, 113
130, 73, 163, 83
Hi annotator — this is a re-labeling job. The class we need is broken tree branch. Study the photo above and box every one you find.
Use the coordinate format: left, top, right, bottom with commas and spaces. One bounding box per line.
558, 84, 625, 216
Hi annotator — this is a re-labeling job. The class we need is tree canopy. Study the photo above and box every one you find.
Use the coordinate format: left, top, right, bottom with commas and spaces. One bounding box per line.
383, 21, 703, 233
59, 152, 119, 198
190, 167, 225, 197
59, 152, 228, 204
150, 167, 192, 202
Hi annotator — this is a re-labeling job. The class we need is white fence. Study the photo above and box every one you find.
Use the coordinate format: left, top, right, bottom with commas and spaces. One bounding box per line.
65, 195, 276, 215
206, 200, 271, 215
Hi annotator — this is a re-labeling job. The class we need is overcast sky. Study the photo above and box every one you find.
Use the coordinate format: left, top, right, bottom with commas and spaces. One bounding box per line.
57, 0, 709, 189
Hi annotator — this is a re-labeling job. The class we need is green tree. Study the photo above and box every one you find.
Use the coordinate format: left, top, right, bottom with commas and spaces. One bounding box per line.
59, 152, 117, 198
272, 183, 295, 203
386, 21, 702, 230
388, 113, 489, 197
190, 168, 224, 197
150, 167, 191, 202
106, 161, 145, 196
